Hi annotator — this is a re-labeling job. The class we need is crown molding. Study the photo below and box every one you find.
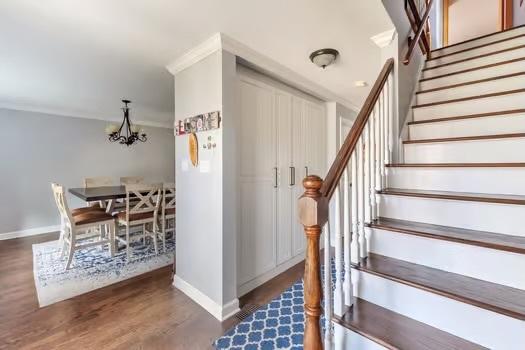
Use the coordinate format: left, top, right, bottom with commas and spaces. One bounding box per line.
0, 101, 173, 129
166, 32, 360, 112
370, 28, 397, 48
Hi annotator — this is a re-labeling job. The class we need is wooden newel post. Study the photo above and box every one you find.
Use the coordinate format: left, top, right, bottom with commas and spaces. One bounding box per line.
298, 175, 328, 350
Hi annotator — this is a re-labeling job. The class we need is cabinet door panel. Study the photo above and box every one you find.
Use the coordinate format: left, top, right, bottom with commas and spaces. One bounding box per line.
238, 79, 276, 284
276, 91, 293, 264
292, 97, 307, 256
305, 101, 327, 178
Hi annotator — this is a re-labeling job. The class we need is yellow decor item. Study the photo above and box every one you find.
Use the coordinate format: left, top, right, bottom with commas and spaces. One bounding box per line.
189, 133, 199, 167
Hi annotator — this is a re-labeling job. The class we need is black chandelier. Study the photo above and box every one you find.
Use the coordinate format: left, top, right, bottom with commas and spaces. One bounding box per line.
105, 99, 147, 146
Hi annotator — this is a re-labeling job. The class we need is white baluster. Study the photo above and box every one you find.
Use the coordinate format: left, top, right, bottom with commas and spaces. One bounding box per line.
343, 167, 353, 307
375, 98, 382, 218
350, 151, 359, 265
333, 186, 344, 317
388, 73, 394, 165
369, 106, 377, 220
323, 222, 332, 350
363, 124, 371, 258
357, 138, 367, 260
380, 90, 387, 188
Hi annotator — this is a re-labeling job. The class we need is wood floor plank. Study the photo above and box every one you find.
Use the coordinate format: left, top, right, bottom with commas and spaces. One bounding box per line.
369, 217, 525, 254
333, 298, 487, 350
356, 254, 525, 320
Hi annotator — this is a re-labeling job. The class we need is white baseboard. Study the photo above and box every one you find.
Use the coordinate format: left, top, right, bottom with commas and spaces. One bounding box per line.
0, 225, 60, 241
173, 274, 240, 321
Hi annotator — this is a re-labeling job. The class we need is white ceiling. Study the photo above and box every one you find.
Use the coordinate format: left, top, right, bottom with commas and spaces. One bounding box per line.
0, 0, 393, 128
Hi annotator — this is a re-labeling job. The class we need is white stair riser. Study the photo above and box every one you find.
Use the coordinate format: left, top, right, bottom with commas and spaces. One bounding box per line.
379, 195, 525, 236
335, 325, 387, 350
422, 47, 525, 79
370, 228, 525, 289
388, 167, 525, 195
432, 26, 525, 57
355, 270, 525, 349
416, 74, 525, 104
409, 114, 525, 139
404, 138, 525, 163
413, 92, 525, 121
427, 35, 525, 68
420, 59, 525, 90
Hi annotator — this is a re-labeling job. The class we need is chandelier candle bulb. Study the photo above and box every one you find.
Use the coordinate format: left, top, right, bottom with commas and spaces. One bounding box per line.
105, 124, 119, 135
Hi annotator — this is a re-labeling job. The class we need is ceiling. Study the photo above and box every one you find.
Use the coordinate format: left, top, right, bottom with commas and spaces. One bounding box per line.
0, 0, 393, 128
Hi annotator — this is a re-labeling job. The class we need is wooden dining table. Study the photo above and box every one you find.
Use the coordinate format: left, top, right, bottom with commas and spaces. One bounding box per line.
69, 186, 128, 212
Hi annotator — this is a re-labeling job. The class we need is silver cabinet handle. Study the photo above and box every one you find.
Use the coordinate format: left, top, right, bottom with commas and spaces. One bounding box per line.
290, 166, 295, 186
273, 167, 278, 188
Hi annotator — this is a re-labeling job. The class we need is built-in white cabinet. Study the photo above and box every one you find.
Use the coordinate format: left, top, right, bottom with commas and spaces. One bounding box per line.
238, 67, 327, 294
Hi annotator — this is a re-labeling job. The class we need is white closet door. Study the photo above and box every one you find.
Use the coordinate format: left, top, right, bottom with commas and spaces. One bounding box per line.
276, 90, 293, 265
238, 78, 277, 285
305, 101, 327, 177
292, 97, 307, 256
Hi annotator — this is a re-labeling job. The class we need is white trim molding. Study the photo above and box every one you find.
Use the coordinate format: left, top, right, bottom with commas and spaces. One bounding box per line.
166, 32, 359, 112
370, 29, 397, 48
173, 274, 240, 321
0, 225, 60, 241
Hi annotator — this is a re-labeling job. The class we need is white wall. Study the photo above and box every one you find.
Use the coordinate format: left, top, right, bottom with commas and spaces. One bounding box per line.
514, 0, 525, 26
448, 0, 500, 44
173, 50, 238, 318
0, 108, 175, 237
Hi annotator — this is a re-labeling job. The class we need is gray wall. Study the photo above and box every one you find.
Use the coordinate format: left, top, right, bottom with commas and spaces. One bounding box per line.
514, 0, 525, 26
0, 108, 175, 236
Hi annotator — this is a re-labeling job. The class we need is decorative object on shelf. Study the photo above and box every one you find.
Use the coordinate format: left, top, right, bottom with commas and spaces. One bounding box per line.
105, 100, 147, 146
176, 111, 220, 136
309, 48, 339, 69
189, 133, 199, 167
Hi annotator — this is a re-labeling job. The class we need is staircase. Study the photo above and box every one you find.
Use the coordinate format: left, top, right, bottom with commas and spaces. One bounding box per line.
298, 26, 525, 350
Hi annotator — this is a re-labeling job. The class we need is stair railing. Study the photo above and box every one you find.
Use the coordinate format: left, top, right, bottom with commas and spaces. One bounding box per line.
298, 58, 395, 349
404, 0, 435, 64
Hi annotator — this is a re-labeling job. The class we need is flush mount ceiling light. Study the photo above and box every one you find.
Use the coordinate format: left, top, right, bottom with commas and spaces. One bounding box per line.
309, 48, 339, 69
105, 100, 147, 147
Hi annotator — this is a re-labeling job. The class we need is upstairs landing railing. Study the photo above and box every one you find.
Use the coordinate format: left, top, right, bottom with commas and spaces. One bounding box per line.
298, 58, 395, 349
404, 0, 434, 64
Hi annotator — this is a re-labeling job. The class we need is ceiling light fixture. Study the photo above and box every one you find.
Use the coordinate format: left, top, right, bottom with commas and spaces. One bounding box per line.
309, 48, 339, 69
105, 100, 147, 146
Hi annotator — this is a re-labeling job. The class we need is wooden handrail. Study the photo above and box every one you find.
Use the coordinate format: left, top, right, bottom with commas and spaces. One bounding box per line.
320, 58, 395, 200
404, 0, 434, 64
405, 0, 430, 54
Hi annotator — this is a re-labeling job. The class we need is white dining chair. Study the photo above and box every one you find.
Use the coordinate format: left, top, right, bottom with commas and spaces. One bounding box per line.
52, 183, 115, 270
157, 183, 175, 251
84, 176, 114, 209
120, 176, 144, 185
114, 183, 161, 260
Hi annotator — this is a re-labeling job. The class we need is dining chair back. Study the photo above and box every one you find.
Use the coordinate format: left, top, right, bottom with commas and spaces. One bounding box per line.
120, 176, 144, 185
158, 183, 175, 251
84, 176, 113, 188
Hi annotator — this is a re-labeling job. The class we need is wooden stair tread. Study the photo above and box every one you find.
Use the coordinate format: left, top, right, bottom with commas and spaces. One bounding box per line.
427, 33, 525, 62
378, 188, 525, 205
431, 24, 525, 54
369, 217, 525, 254
387, 162, 525, 167
416, 71, 525, 95
420, 56, 525, 83
356, 254, 525, 320
403, 133, 525, 144
422, 44, 525, 72
407, 109, 525, 125
413, 88, 525, 109
333, 298, 487, 350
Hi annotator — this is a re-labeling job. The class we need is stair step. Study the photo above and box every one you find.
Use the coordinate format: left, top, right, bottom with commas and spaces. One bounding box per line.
426, 33, 525, 67
416, 72, 525, 105
356, 254, 525, 321
420, 56, 525, 90
431, 25, 525, 57
333, 298, 487, 350
404, 133, 525, 144
422, 45, 525, 79
369, 217, 525, 255
378, 188, 525, 205
387, 162, 525, 167
408, 109, 525, 125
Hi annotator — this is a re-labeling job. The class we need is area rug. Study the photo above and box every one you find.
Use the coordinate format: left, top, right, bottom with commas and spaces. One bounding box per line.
214, 264, 332, 350
33, 238, 175, 307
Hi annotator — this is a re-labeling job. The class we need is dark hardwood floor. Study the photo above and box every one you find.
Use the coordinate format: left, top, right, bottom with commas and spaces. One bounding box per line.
0, 233, 304, 350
